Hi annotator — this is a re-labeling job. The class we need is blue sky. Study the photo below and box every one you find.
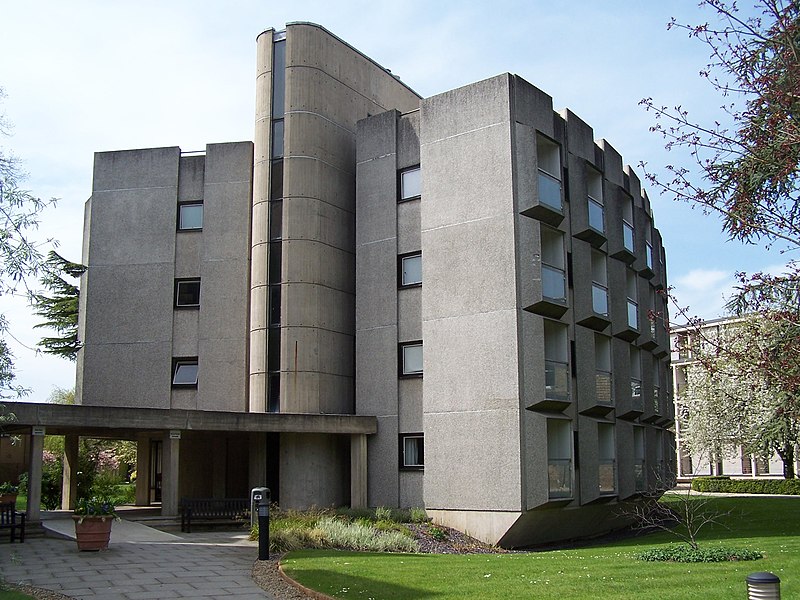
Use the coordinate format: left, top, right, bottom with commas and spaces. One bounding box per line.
0, 0, 786, 400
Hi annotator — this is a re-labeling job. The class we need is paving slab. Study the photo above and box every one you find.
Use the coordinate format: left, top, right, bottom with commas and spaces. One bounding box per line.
0, 517, 275, 600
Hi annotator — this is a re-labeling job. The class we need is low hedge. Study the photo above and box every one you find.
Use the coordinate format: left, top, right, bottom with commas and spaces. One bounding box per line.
637, 544, 763, 563
691, 476, 800, 495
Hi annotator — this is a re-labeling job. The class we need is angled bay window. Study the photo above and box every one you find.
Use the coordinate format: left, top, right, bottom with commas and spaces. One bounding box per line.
598, 423, 616, 495
652, 363, 661, 415
626, 269, 638, 330
587, 168, 604, 233
547, 419, 573, 499
537, 135, 562, 211
400, 434, 424, 469
646, 240, 654, 271
541, 226, 566, 303
399, 166, 421, 201
178, 202, 203, 231
594, 334, 612, 405
399, 341, 423, 377
172, 358, 198, 387
544, 320, 569, 403
630, 346, 642, 411
399, 252, 422, 287
633, 426, 646, 492
591, 250, 608, 316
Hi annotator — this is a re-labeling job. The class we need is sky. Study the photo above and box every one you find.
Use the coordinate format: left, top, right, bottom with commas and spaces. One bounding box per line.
0, 0, 788, 401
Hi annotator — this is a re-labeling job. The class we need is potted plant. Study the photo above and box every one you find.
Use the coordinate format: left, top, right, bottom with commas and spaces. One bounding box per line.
73, 497, 117, 551
0, 481, 19, 505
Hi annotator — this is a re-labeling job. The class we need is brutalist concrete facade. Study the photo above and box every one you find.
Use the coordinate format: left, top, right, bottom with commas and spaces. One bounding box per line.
356, 74, 674, 546
75, 23, 673, 546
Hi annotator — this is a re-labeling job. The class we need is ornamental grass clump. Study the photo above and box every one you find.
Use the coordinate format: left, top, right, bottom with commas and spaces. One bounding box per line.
316, 517, 419, 552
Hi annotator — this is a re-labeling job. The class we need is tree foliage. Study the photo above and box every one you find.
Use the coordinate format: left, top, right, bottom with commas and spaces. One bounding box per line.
0, 87, 57, 397
32, 251, 85, 360
641, 0, 800, 249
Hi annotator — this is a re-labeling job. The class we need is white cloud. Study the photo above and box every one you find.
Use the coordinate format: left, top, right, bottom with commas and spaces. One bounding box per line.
670, 268, 736, 322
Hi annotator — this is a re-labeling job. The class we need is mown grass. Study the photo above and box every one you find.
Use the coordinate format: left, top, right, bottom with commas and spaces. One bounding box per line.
281, 496, 798, 600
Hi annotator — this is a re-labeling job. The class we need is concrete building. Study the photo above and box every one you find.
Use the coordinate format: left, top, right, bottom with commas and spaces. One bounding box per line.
671, 318, 794, 479
5, 22, 674, 547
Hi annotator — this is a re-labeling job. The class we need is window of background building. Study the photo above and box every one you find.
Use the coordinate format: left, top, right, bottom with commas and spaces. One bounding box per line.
400, 434, 424, 468
178, 202, 203, 230
547, 419, 573, 499
399, 252, 422, 287
174, 279, 201, 308
399, 342, 423, 376
399, 166, 421, 201
622, 196, 634, 253
172, 358, 198, 387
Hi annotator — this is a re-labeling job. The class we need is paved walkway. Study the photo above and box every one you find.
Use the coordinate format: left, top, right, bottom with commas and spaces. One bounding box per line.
0, 515, 275, 599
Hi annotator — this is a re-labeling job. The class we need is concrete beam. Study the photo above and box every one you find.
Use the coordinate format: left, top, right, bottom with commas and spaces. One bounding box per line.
3, 402, 377, 437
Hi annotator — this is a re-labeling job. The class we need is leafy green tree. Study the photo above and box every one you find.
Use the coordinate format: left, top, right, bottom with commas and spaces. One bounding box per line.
32, 251, 85, 360
0, 86, 57, 397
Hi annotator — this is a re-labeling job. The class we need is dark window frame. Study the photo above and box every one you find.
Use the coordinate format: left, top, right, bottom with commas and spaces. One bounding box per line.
398, 341, 423, 378
397, 251, 422, 288
177, 202, 204, 231
174, 278, 201, 309
398, 166, 421, 202
172, 357, 199, 388
399, 433, 424, 469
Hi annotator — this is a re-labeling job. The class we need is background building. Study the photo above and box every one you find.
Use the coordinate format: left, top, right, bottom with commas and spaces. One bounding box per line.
6, 22, 674, 547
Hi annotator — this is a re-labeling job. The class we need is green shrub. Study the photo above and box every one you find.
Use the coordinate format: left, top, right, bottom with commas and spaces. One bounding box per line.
375, 518, 412, 536
691, 476, 800, 495
636, 544, 763, 563
316, 517, 418, 552
408, 507, 429, 523
374, 506, 393, 520
428, 525, 448, 542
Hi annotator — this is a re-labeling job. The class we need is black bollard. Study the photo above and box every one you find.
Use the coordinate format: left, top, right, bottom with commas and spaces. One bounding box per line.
257, 493, 270, 561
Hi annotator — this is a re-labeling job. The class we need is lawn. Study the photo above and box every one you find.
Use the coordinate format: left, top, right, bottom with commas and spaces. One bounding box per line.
281, 496, 798, 599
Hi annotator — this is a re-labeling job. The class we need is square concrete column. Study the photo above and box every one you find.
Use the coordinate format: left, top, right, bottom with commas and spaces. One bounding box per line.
27, 427, 45, 523
135, 435, 150, 506
61, 434, 79, 510
351, 434, 368, 508
161, 431, 181, 516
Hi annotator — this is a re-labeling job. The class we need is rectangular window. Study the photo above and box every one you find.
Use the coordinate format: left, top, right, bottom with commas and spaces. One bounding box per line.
626, 269, 638, 330
541, 226, 566, 302
595, 334, 612, 405
178, 203, 203, 230
537, 135, 562, 211
547, 419, 573, 499
646, 240, 654, 270
400, 434, 424, 469
175, 279, 200, 308
172, 358, 198, 387
399, 167, 421, 201
544, 320, 569, 402
587, 168, 604, 232
622, 196, 634, 253
630, 346, 642, 411
634, 426, 646, 492
598, 423, 616, 495
400, 342, 423, 376
591, 250, 608, 315
399, 252, 422, 287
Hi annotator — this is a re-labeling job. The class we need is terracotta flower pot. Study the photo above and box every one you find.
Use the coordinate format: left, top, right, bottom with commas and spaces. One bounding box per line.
72, 515, 114, 551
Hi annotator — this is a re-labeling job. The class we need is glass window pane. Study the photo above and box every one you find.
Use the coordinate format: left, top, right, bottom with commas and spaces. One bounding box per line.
592, 284, 608, 315
179, 204, 203, 230
175, 280, 200, 307
270, 200, 283, 241
173, 362, 198, 385
596, 371, 612, 404
623, 221, 634, 252
402, 343, 423, 375
646, 242, 654, 269
542, 265, 566, 301
269, 284, 281, 326
403, 436, 424, 467
271, 120, 284, 158
401, 254, 422, 286
627, 300, 638, 329
588, 197, 604, 232
268, 373, 280, 413
538, 171, 562, 210
545, 360, 569, 402
400, 168, 421, 200
271, 40, 286, 118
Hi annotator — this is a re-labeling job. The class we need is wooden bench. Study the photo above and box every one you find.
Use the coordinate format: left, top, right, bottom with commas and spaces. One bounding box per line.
179, 498, 250, 533
0, 501, 25, 543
